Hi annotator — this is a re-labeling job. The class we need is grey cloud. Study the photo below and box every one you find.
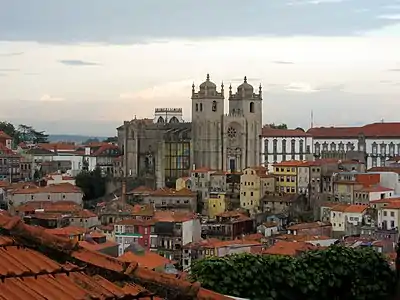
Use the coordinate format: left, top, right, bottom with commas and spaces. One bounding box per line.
272, 61, 295, 65
58, 60, 101, 66
388, 68, 400, 72
0, 52, 24, 57
0, 0, 398, 43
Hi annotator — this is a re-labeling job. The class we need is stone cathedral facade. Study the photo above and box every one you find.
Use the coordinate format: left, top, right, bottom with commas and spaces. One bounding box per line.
191, 74, 263, 171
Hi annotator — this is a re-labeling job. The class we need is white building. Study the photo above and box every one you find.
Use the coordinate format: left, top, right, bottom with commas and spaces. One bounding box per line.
330, 204, 367, 233
378, 202, 400, 230
261, 127, 313, 171
153, 108, 184, 124
307, 122, 400, 169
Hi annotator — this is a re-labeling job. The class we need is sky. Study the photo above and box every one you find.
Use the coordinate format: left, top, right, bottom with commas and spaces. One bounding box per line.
0, 0, 400, 136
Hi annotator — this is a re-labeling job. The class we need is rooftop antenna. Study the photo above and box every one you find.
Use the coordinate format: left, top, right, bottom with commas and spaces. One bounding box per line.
310, 110, 314, 128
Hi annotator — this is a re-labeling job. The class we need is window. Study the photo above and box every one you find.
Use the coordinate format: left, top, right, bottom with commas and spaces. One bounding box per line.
299, 140, 304, 160
389, 142, 395, 157
372, 157, 377, 167
338, 142, 344, 151
322, 142, 328, 152
391, 220, 395, 229
282, 139, 287, 154
195, 103, 199, 112
212, 101, 217, 112
200, 103, 203, 111
157, 116, 164, 123
291, 139, 296, 159
273, 139, 278, 162
346, 142, 353, 151
380, 143, 387, 155
249, 102, 255, 113
314, 142, 320, 155
250, 192, 253, 196
330, 142, 336, 151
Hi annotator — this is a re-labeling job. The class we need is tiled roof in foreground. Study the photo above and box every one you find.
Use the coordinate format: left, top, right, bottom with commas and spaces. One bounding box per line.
0, 211, 229, 300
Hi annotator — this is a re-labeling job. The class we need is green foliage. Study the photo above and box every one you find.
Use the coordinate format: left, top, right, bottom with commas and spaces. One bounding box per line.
190, 246, 396, 300
75, 167, 106, 203
0, 121, 49, 146
266, 123, 288, 130
103, 136, 118, 143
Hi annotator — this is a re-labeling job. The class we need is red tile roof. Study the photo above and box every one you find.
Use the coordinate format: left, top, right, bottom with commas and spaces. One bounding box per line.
119, 251, 173, 270
0, 130, 12, 139
262, 240, 317, 256
368, 167, 400, 175
331, 204, 367, 213
150, 187, 196, 197
79, 240, 119, 251
262, 127, 311, 137
0, 211, 230, 299
307, 122, 400, 138
154, 211, 196, 223
287, 221, 331, 231
11, 183, 82, 195
357, 186, 393, 193
383, 202, 400, 209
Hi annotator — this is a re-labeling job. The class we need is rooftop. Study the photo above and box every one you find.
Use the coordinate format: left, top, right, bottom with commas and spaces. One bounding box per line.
261, 127, 311, 138
331, 204, 368, 213
119, 251, 173, 270
287, 221, 331, 231
262, 240, 317, 256
0, 211, 230, 299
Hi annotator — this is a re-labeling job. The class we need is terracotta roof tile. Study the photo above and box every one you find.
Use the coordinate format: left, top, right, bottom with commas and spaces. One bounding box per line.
79, 240, 119, 251
118, 251, 172, 270
370, 198, 400, 204
276, 234, 332, 242
154, 211, 196, 223
150, 187, 196, 197
357, 186, 393, 193
0, 130, 12, 139
368, 167, 400, 174
307, 122, 400, 138
45, 226, 88, 237
0, 211, 230, 299
331, 204, 367, 213
262, 127, 311, 137
12, 183, 82, 195
383, 202, 400, 209
262, 240, 317, 256
287, 221, 331, 231
127, 185, 154, 194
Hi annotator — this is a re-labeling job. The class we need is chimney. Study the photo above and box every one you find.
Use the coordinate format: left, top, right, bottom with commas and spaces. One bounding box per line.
121, 179, 127, 203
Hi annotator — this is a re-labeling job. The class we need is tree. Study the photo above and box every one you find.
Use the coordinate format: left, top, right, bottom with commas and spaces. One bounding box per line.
266, 123, 288, 129
83, 138, 100, 144
103, 136, 118, 143
0, 122, 20, 146
75, 167, 106, 203
18, 124, 48, 143
190, 246, 396, 300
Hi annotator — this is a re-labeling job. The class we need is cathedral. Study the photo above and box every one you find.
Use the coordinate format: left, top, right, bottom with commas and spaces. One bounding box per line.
191, 74, 263, 172
118, 74, 263, 188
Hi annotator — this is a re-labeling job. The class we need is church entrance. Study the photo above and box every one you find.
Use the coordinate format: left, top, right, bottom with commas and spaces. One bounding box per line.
229, 158, 236, 172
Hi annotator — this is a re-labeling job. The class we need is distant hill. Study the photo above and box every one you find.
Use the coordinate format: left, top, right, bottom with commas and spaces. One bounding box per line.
48, 134, 108, 144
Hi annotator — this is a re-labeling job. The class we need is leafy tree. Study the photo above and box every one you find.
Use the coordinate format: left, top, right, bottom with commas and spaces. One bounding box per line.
266, 123, 288, 129
103, 136, 118, 143
75, 167, 106, 203
0, 121, 20, 146
83, 138, 100, 144
18, 124, 48, 143
190, 246, 396, 300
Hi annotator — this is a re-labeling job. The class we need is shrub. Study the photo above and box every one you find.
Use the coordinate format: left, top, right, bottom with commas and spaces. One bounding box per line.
190, 246, 396, 300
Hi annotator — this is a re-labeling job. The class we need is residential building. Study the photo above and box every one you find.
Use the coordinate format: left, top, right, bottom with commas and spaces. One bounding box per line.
142, 187, 197, 212
209, 171, 228, 193
257, 222, 279, 237
190, 167, 214, 211
0, 130, 12, 149
45, 226, 88, 242
307, 122, 400, 168
330, 204, 368, 236
119, 249, 176, 272
240, 166, 275, 210
378, 201, 400, 230
261, 193, 297, 215
208, 192, 227, 219
8, 183, 83, 206
0, 145, 21, 182
182, 238, 262, 271
23, 212, 69, 228
114, 218, 156, 255
79, 231, 119, 257
287, 221, 332, 237
43, 172, 76, 185
176, 176, 191, 191
262, 240, 317, 256
0, 210, 229, 299
273, 161, 302, 194
154, 211, 201, 262
69, 209, 100, 228
201, 211, 254, 240
261, 127, 313, 170
354, 186, 394, 205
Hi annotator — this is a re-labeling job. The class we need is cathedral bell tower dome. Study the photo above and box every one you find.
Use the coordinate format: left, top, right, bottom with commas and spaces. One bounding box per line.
236, 76, 254, 97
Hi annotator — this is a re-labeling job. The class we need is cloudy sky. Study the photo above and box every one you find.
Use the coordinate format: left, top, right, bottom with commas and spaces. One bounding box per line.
1, 0, 400, 136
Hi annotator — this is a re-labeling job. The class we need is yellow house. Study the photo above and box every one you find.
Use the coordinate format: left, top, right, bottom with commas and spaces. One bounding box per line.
175, 177, 191, 191
240, 167, 274, 210
208, 193, 227, 218
273, 161, 304, 194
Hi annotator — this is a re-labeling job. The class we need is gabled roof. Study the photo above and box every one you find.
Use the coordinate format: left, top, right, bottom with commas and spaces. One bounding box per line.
307, 122, 400, 138
0, 212, 230, 300
0, 130, 12, 139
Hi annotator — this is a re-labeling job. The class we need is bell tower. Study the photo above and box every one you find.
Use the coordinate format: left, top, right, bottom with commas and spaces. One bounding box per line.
191, 74, 224, 169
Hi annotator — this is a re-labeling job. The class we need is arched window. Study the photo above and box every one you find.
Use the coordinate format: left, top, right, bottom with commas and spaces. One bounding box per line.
157, 116, 164, 123
195, 103, 199, 112
212, 101, 217, 112
169, 116, 179, 123
249, 102, 255, 113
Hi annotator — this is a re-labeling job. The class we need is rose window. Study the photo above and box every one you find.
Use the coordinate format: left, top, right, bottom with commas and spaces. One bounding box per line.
227, 127, 237, 139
